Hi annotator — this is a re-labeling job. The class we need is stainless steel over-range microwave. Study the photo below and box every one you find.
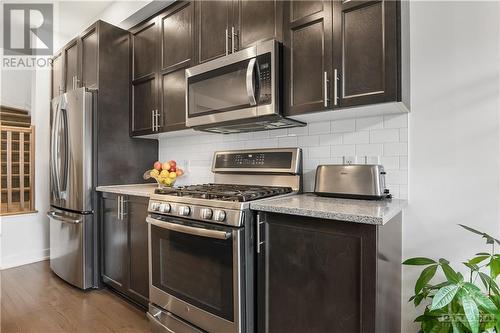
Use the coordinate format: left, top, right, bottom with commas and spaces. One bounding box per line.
185, 39, 305, 133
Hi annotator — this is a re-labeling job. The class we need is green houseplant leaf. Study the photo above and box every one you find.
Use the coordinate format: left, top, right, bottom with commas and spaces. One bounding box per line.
415, 264, 438, 294
403, 257, 437, 266
460, 292, 480, 333
430, 284, 460, 310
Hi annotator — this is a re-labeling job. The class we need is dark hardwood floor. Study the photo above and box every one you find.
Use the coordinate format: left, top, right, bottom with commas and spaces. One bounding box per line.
1, 260, 150, 333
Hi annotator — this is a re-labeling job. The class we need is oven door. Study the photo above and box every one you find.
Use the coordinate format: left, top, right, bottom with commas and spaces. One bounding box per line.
147, 215, 243, 333
186, 40, 277, 128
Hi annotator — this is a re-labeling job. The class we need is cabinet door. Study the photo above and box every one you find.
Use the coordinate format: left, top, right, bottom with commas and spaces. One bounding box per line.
51, 51, 63, 99
63, 38, 80, 92
127, 196, 149, 306
195, 0, 231, 63
130, 18, 159, 136
258, 213, 377, 333
335, 0, 399, 107
283, 1, 334, 116
234, 0, 283, 50
158, 1, 194, 132
81, 24, 98, 89
101, 193, 128, 291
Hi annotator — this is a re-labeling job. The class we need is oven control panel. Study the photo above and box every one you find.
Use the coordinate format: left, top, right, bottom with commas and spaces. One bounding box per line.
148, 200, 244, 227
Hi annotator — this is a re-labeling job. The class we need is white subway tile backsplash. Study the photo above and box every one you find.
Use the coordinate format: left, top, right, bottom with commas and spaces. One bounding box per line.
298, 135, 320, 147
380, 156, 400, 170
159, 115, 408, 198
370, 129, 399, 143
308, 122, 331, 135
288, 126, 308, 136
384, 142, 408, 156
319, 133, 342, 146
278, 136, 298, 147
343, 131, 370, 144
384, 114, 408, 128
331, 144, 356, 157
309, 146, 330, 159
331, 119, 355, 133
355, 116, 384, 131
356, 144, 383, 156
399, 128, 408, 142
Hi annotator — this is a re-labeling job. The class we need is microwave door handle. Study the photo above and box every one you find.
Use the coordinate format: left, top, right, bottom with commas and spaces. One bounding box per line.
246, 58, 258, 106
146, 217, 231, 240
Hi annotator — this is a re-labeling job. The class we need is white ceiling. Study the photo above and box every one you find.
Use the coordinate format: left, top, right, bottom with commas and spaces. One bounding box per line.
54, 1, 116, 49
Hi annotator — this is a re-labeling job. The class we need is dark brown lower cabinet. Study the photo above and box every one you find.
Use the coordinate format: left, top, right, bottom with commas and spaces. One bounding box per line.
101, 192, 149, 308
257, 212, 402, 333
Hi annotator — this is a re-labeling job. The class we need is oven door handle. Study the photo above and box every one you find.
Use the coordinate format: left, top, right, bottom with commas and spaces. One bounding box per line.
146, 217, 231, 240
246, 58, 258, 106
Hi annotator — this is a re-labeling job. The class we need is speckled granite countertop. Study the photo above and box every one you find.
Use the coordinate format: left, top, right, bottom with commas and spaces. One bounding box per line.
250, 193, 407, 225
96, 183, 157, 197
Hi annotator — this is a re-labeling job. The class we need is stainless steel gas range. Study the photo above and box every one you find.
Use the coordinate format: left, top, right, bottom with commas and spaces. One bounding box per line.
146, 148, 302, 333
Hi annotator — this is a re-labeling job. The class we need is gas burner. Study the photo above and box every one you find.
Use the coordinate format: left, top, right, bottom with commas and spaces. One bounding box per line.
154, 183, 293, 202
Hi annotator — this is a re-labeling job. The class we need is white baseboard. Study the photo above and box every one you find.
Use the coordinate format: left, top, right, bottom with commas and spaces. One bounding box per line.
1, 248, 49, 270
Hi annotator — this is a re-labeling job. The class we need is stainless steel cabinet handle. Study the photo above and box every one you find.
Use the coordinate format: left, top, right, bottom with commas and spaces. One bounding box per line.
155, 109, 160, 131
324, 71, 330, 108
232, 26, 238, 53
47, 211, 83, 224
117, 195, 121, 220
147, 217, 231, 240
334, 68, 339, 106
151, 110, 155, 131
257, 213, 265, 254
225, 28, 229, 55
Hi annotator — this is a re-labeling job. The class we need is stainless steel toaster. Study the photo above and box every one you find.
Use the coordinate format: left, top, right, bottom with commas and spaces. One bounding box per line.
314, 164, 389, 200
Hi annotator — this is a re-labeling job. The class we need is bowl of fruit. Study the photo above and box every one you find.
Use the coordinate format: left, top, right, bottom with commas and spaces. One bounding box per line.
144, 160, 184, 188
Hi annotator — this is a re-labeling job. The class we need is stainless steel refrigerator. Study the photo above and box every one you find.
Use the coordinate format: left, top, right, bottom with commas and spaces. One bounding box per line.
48, 87, 157, 290
48, 88, 95, 289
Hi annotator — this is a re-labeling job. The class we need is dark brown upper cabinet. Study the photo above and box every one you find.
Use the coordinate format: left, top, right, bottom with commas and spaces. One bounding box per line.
284, 0, 401, 116
130, 2, 194, 137
51, 51, 63, 99
158, 1, 194, 132
233, 0, 283, 50
195, 0, 232, 63
63, 38, 79, 92
283, 1, 334, 116
130, 17, 159, 136
335, 0, 399, 108
51, 21, 127, 98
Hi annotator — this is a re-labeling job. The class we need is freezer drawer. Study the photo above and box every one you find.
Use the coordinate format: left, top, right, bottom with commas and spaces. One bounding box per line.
48, 208, 94, 289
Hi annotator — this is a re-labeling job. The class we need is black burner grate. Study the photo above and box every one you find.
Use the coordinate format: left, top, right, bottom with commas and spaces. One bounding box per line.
155, 183, 293, 202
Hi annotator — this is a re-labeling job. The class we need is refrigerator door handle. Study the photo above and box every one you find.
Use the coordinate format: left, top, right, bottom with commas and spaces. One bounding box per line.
47, 210, 83, 224
50, 100, 61, 197
59, 107, 69, 192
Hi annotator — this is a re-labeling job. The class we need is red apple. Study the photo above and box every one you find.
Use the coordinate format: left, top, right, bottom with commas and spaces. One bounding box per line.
168, 160, 177, 168
176, 168, 184, 176
169, 165, 176, 172
162, 162, 171, 171
153, 161, 162, 171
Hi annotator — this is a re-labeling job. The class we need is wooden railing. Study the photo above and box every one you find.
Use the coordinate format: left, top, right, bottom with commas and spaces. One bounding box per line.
1, 124, 35, 215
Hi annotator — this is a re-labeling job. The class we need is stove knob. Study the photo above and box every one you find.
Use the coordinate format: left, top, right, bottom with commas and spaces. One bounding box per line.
159, 203, 171, 213
178, 206, 191, 216
201, 208, 213, 220
150, 202, 160, 211
214, 210, 226, 222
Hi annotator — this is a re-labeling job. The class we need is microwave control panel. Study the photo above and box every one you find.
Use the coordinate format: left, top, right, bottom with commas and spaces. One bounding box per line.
257, 53, 272, 105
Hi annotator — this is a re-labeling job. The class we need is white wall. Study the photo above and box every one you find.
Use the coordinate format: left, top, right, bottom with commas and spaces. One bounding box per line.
403, 1, 500, 332
159, 115, 409, 198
